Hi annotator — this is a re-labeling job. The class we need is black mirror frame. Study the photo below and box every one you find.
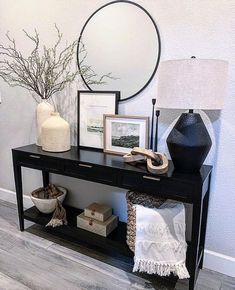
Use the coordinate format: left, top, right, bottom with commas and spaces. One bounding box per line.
77, 0, 161, 102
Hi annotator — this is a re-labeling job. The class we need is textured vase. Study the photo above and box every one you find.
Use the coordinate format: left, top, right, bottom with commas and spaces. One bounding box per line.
41, 112, 71, 152
36, 101, 54, 146
167, 113, 212, 172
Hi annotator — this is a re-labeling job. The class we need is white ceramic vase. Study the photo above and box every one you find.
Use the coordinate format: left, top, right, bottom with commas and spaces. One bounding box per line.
41, 112, 71, 152
36, 100, 54, 146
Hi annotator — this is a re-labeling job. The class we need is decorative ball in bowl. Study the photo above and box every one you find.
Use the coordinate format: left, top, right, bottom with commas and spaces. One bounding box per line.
30, 185, 67, 214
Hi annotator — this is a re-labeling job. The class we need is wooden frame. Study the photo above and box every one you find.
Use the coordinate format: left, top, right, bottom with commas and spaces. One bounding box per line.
77, 90, 120, 151
103, 114, 149, 155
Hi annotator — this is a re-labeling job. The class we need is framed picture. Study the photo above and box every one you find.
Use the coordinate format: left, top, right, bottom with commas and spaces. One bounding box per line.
77, 91, 120, 150
103, 115, 149, 155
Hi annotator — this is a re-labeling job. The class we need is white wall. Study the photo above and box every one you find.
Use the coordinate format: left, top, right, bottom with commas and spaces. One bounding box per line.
0, 0, 234, 272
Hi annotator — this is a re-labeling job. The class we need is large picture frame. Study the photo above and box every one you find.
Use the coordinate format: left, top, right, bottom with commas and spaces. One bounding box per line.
103, 115, 149, 155
77, 91, 120, 150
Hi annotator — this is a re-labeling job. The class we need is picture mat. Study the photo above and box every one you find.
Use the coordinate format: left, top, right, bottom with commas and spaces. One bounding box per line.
79, 92, 117, 149
105, 117, 147, 154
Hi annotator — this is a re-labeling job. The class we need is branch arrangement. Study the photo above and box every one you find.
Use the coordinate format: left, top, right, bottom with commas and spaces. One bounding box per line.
78, 41, 115, 86
0, 25, 114, 100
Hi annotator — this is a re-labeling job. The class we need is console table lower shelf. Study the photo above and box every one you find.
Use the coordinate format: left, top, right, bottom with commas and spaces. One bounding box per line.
24, 205, 197, 288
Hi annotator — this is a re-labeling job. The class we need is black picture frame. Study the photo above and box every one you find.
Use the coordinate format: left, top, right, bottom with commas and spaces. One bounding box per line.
77, 90, 120, 151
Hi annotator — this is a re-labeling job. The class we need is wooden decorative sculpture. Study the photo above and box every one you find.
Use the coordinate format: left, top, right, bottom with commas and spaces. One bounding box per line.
123, 147, 168, 174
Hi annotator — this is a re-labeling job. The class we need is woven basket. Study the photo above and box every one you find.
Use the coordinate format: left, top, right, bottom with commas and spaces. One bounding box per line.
126, 191, 165, 252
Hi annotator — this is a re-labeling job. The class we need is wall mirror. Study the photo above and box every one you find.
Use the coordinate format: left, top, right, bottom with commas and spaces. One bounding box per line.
77, 0, 161, 102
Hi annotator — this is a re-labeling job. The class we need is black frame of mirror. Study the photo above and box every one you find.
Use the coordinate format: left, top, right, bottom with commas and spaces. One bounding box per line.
77, 0, 161, 102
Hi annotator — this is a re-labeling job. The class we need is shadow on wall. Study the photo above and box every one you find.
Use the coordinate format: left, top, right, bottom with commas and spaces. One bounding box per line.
52, 76, 86, 146
50, 174, 128, 222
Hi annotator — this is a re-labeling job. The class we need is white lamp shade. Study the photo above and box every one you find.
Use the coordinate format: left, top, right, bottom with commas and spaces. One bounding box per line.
157, 59, 228, 110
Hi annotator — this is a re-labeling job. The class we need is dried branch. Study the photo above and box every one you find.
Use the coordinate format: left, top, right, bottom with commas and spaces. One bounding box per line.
0, 26, 117, 100
78, 39, 118, 86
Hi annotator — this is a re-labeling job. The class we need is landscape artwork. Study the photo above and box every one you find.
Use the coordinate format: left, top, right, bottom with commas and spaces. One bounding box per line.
111, 121, 140, 148
86, 105, 106, 134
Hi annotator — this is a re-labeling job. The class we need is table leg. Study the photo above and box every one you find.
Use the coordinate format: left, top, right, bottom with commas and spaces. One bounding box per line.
13, 162, 24, 231
189, 200, 203, 290
42, 171, 50, 187
199, 184, 210, 269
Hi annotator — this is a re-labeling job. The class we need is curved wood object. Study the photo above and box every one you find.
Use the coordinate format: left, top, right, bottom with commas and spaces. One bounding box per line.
131, 147, 161, 161
123, 147, 168, 174
147, 152, 168, 175
123, 153, 146, 163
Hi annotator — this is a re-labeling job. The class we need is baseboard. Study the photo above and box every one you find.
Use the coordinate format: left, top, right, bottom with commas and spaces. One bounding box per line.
204, 249, 235, 278
0, 187, 234, 278
0, 187, 33, 209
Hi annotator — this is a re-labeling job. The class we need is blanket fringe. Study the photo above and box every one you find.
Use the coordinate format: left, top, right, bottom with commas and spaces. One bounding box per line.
133, 259, 190, 279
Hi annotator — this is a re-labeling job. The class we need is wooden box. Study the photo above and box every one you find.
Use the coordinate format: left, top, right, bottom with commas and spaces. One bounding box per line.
84, 203, 112, 222
77, 212, 118, 237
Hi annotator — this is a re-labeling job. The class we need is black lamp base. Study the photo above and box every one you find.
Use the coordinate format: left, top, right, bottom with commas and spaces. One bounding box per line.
167, 113, 212, 172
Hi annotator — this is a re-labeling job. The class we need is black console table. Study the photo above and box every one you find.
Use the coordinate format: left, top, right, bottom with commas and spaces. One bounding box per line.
12, 144, 212, 290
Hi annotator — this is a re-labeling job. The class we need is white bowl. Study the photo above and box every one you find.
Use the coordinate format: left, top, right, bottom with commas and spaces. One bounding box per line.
30, 186, 67, 214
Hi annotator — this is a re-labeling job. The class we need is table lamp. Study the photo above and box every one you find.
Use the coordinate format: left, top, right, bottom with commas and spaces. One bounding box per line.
157, 58, 228, 172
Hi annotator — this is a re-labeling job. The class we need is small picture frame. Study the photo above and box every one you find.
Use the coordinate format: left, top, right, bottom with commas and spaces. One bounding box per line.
103, 115, 149, 155
77, 91, 120, 150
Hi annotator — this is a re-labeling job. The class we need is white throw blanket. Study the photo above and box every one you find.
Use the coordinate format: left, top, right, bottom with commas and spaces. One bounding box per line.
133, 200, 190, 279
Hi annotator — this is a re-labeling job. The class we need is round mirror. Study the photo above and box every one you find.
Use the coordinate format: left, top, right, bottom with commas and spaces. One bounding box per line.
77, 0, 161, 102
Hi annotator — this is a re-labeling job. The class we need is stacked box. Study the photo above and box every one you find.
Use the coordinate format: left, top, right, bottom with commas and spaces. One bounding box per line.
84, 203, 112, 222
77, 203, 118, 237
